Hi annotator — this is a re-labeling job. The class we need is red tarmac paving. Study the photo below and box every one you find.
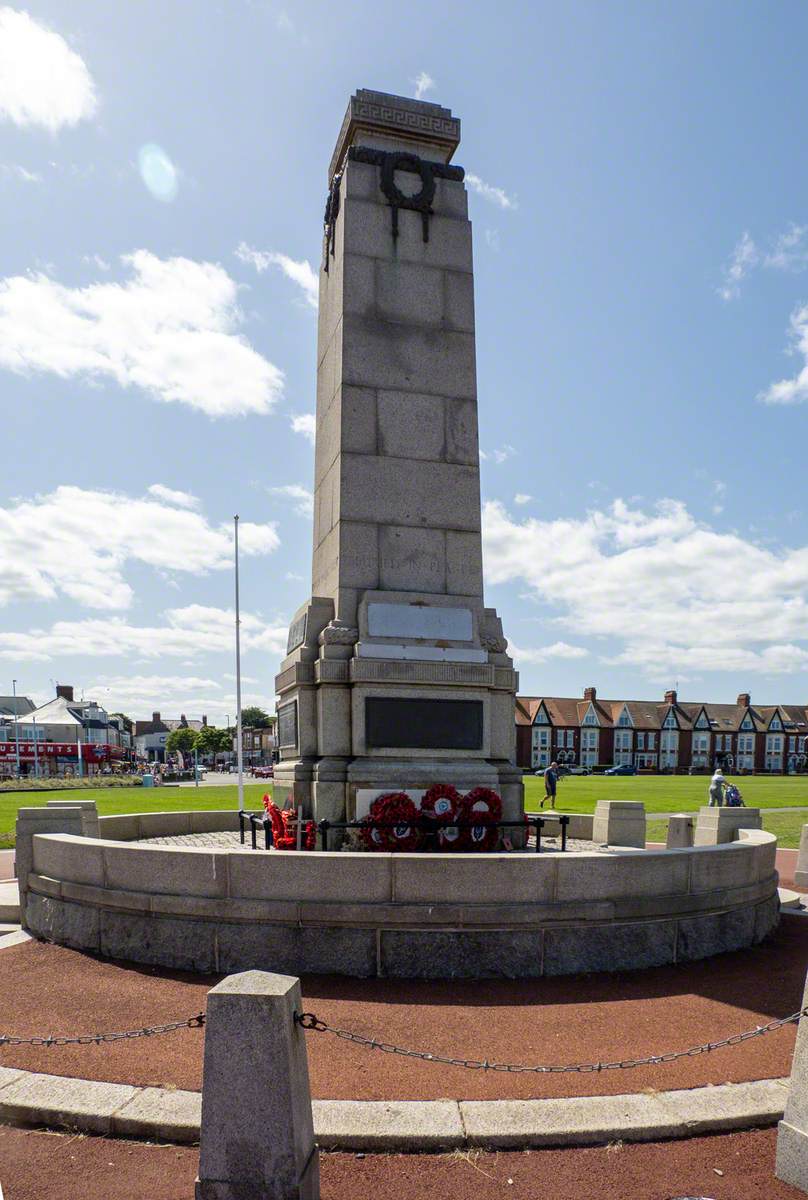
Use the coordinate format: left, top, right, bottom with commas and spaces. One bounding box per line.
0, 1125, 805, 1200
0, 917, 806, 1100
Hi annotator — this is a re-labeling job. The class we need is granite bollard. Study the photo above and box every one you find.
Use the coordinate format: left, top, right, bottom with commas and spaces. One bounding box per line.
591, 800, 646, 849
693, 806, 762, 846
666, 814, 694, 849
196, 971, 319, 1200
15, 805, 90, 925
776, 966, 808, 1191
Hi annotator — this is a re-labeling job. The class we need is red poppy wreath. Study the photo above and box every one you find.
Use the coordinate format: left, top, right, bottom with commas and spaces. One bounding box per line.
459, 787, 502, 852
361, 791, 423, 852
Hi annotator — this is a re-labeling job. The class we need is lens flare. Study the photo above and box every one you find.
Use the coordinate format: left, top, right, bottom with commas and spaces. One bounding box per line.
137, 143, 178, 202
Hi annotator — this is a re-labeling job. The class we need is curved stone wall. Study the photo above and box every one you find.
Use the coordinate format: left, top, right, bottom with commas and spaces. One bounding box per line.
21, 811, 780, 979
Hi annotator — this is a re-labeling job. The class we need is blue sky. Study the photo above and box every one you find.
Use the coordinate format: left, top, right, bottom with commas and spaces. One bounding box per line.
2, 0, 808, 722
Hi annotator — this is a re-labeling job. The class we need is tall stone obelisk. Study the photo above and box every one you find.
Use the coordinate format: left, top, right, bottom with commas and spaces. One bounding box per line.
274, 90, 523, 830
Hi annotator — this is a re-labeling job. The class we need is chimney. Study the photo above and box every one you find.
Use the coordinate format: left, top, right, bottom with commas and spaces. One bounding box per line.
202, 714, 208, 726
664, 689, 677, 705
56, 684, 74, 702
583, 687, 597, 701
152, 711, 160, 723
737, 692, 751, 707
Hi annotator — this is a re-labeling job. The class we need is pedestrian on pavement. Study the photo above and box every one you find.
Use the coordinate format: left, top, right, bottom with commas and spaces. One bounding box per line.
543, 761, 559, 809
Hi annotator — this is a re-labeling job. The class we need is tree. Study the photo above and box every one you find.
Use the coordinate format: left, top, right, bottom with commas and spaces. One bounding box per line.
240, 706, 271, 729
195, 725, 232, 757
166, 727, 198, 755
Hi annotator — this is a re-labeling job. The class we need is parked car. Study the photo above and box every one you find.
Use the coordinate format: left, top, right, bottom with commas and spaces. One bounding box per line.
565, 765, 591, 776
252, 765, 274, 779
604, 764, 638, 776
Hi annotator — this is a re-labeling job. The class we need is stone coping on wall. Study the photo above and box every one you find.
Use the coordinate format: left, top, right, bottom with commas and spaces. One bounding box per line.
20, 814, 780, 978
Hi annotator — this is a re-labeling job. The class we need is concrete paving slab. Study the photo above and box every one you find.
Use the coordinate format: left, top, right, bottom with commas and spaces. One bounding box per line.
112, 1086, 201, 1143
0, 1071, 138, 1135
0, 929, 29, 951
312, 1099, 464, 1150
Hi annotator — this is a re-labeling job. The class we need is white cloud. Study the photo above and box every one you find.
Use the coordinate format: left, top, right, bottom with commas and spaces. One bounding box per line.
81, 253, 110, 271
413, 71, 435, 100
0, 251, 283, 417
760, 304, 808, 406
290, 413, 316, 444
0, 163, 41, 182
146, 483, 200, 509
235, 242, 318, 309
483, 497, 808, 679
285, 571, 304, 582
718, 231, 758, 301
465, 173, 518, 211
764, 223, 808, 272
510, 641, 588, 665
483, 444, 516, 465
0, 7, 97, 132
0, 604, 289, 663
484, 229, 501, 252
514, 493, 532, 505
0, 485, 279, 610
270, 484, 313, 517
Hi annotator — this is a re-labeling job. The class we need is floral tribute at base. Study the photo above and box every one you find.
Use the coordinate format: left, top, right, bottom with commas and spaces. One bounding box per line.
360, 785, 503, 852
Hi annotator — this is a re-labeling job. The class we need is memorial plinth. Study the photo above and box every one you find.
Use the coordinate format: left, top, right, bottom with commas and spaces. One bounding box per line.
273, 90, 524, 831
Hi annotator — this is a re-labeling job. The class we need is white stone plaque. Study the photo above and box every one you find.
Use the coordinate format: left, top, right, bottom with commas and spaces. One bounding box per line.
367, 603, 472, 642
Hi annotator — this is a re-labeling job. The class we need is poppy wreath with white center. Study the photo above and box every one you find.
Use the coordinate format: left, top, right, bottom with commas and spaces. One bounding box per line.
361, 792, 423, 852
420, 783, 464, 849
459, 787, 503, 851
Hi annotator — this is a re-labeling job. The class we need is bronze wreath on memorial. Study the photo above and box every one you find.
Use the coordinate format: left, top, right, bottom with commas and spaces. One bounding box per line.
360, 792, 423, 852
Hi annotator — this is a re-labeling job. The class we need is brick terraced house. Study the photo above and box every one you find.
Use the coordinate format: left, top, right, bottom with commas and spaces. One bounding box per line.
516, 687, 808, 774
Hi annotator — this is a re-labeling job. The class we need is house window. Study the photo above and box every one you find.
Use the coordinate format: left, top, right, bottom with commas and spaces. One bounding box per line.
555, 729, 574, 748
582, 707, 599, 726
647, 733, 655, 750
617, 708, 632, 727
535, 708, 549, 725
581, 729, 598, 751
770, 716, 782, 731
663, 712, 677, 729
695, 712, 710, 729
766, 734, 783, 772
636, 732, 645, 750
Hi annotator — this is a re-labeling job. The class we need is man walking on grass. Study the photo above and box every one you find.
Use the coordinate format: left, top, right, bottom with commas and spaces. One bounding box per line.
542, 760, 559, 809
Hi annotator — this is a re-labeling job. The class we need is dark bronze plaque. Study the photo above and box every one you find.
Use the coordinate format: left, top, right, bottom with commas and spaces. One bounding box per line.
365, 698, 483, 751
277, 700, 298, 749
286, 612, 308, 655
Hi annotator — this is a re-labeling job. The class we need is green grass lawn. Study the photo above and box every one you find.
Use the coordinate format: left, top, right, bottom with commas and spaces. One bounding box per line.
0, 783, 274, 849
524, 772, 808, 815
2, 774, 807, 851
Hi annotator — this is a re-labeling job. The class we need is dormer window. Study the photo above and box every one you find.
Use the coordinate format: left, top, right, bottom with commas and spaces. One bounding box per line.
534, 707, 549, 725
617, 706, 633, 727
770, 715, 782, 731
741, 714, 754, 730
695, 711, 710, 729
582, 704, 599, 727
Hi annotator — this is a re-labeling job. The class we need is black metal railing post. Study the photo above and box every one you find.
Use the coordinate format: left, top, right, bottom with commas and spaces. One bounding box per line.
560, 814, 569, 852
238, 809, 246, 845
319, 819, 329, 853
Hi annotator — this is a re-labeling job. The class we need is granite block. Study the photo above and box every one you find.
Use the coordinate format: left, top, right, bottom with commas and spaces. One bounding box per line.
543, 920, 677, 976
380, 929, 543, 978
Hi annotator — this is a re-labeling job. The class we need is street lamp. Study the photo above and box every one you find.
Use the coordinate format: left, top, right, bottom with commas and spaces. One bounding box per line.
11, 679, 20, 779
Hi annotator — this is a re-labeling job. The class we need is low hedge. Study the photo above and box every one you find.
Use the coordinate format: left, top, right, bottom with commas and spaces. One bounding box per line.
0, 775, 143, 793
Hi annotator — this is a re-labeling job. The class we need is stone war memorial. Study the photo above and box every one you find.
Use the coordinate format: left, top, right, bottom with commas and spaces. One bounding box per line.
15, 91, 780, 981
272, 88, 524, 834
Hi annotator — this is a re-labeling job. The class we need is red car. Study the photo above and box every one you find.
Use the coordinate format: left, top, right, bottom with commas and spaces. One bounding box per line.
252, 765, 274, 779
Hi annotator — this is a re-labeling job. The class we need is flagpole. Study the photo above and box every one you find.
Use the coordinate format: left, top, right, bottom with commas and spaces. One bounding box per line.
234, 515, 244, 813
12, 679, 20, 779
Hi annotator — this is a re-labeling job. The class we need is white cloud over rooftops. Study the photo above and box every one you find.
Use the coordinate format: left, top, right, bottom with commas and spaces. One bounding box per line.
483, 496, 808, 679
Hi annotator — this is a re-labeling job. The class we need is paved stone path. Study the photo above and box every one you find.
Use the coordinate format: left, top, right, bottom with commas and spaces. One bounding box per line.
140, 831, 604, 853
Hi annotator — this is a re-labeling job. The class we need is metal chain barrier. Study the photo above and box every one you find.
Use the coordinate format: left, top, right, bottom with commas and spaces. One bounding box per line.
295, 1006, 808, 1074
0, 1013, 205, 1048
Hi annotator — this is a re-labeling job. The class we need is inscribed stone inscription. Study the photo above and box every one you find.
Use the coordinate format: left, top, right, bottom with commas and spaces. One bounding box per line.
365, 697, 483, 750
278, 700, 299, 749
286, 612, 308, 655
367, 603, 473, 641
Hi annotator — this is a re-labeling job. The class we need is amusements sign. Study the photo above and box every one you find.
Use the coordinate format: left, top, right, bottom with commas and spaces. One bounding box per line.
365, 698, 484, 751
277, 701, 299, 750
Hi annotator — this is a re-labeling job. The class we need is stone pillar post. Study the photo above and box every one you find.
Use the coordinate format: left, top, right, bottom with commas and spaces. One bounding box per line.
777, 968, 808, 1191
15, 806, 88, 927
666, 814, 694, 848
196, 971, 319, 1200
693, 806, 762, 846
794, 824, 808, 890
591, 800, 646, 848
